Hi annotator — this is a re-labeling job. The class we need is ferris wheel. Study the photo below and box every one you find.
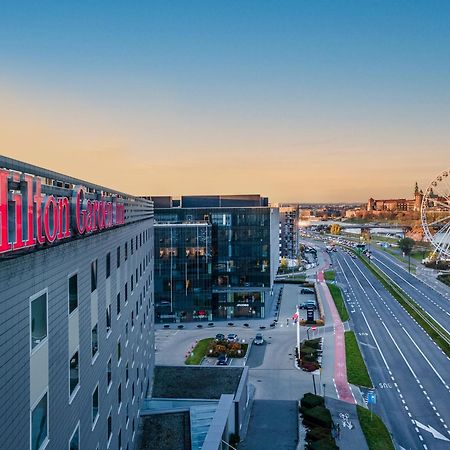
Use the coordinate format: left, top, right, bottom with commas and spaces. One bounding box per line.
421, 169, 450, 260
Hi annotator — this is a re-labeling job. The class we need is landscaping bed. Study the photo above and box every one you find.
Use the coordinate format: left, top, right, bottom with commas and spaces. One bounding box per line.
438, 273, 450, 288
207, 339, 248, 358
344, 331, 372, 388
184, 338, 214, 365
357, 405, 394, 450
300, 393, 338, 450
297, 338, 323, 372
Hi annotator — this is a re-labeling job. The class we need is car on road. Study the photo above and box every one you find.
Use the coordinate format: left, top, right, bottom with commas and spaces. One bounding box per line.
300, 288, 315, 294
227, 333, 238, 342
254, 333, 264, 345
215, 333, 225, 341
217, 353, 228, 366
299, 301, 317, 310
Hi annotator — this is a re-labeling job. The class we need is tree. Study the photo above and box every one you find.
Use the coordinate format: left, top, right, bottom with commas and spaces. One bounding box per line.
399, 237, 415, 273
330, 224, 341, 235
279, 257, 288, 271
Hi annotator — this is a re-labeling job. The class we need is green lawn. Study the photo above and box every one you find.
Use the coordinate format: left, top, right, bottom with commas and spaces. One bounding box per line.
327, 283, 349, 322
324, 270, 335, 281
185, 338, 214, 365
344, 331, 373, 388
357, 405, 394, 450
438, 273, 450, 288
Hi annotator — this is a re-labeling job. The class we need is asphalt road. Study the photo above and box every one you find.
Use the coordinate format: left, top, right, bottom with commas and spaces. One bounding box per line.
332, 249, 450, 450
370, 248, 450, 333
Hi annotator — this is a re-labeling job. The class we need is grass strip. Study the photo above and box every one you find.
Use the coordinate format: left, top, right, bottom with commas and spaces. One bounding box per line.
357, 405, 395, 450
185, 338, 214, 365
327, 283, 349, 322
438, 273, 450, 288
355, 252, 450, 358
324, 270, 335, 281
345, 331, 373, 388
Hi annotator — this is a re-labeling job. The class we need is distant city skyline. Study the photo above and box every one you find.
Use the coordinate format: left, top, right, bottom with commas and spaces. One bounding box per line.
1, 1, 449, 202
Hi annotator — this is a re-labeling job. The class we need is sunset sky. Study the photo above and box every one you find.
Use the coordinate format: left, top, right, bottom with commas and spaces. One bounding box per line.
1, 1, 449, 203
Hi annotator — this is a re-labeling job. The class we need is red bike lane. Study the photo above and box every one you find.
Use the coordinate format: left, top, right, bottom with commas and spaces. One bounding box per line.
317, 270, 355, 404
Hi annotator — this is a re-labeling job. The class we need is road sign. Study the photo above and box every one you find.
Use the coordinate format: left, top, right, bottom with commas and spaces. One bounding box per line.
307, 308, 314, 322
311, 326, 317, 331
367, 392, 376, 405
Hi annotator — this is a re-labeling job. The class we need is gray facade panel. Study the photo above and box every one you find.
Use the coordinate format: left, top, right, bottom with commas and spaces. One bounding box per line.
0, 220, 155, 450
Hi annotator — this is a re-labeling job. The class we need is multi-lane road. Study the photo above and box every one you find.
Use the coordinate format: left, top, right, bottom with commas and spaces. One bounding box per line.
330, 248, 450, 450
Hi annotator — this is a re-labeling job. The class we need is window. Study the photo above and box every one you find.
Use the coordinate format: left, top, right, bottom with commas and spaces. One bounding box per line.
69, 424, 79, 450
107, 411, 112, 444
91, 259, 98, 292
107, 357, 112, 388
106, 252, 111, 279
132, 382, 135, 401
118, 429, 122, 449
126, 403, 129, 426
131, 311, 134, 328
118, 383, 122, 408
131, 239, 134, 255
31, 392, 48, 450
117, 338, 121, 363
131, 275, 133, 292
69, 350, 79, 396
68, 274, 78, 314
125, 242, 128, 261
125, 283, 128, 303
125, 362, 129, 383
117, 246, 121, 268
116, 293, 121, 316
135, 268, 138, 283
92, 324, 98, 359
125, 322, 129, 342
106, 304, 111, 333
92, 386, 99, 425
31, 292, 47, 351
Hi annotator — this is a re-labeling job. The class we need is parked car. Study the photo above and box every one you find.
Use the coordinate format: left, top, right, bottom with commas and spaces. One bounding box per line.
254, 333, 264, 345
217, 354, 228, 366
227, 333, 238, 342
215, 333, 225, 341
299, 301, 317, 310
300, 288, 315, 294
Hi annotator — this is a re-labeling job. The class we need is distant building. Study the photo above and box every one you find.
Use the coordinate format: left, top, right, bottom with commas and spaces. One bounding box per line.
367, 183, 423, 213
278, 204, 300, 260
148, 195, 279, 322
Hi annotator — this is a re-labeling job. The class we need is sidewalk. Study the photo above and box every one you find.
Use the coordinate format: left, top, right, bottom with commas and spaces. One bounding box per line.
326, 397, 369, 450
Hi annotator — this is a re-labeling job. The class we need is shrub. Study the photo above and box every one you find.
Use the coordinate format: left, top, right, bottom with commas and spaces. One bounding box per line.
301, 361, 320, 372
308, 437, 339, 450
301, 393, 325, 409
302, 406, 332, 429
306, 426, 333, 443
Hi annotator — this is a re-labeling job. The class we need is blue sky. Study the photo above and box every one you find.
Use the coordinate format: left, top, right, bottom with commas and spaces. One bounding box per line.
1, 1, 449, 201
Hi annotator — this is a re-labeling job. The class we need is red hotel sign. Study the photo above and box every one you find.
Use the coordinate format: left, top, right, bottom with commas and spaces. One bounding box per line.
0, 169, 125, 255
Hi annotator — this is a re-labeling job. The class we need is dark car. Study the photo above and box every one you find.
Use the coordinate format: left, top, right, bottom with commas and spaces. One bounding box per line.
300, 301, 317, 310
217, 354, 228, 366
215, 333, 225, 341
300, 288, 315, 294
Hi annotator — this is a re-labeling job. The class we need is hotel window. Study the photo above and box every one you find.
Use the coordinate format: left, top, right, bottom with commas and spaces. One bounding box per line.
125, 283, 128, 303
118, 383, 122, 409
91, 259, 98, 292
69, 424, 79, 450
107, 411, 112, 445
125, 242, 128, 261
107, 357, 112, 388
118, 429, 122, 450
92, 324, 98, 359
126, 404, 129, 427
116, 293, 121, 316
131, 239, 134, 255
136, 268, 138, 283
69, 350, 79, 396
131, 275, 134, 292
125, 322, 129, 342
135, 236, 138, 250
31, 291, 47, 350
105, 305, 111, 334
106, 252, 111, 279
117, 246, 121, 268
92, 386, 99, 426
68, 274, 78, 314
117, 338, 122, 363
125, 362, 129, 383
132, 382, 135, 401
31, 392, 48, 450
131, 311, 134, 328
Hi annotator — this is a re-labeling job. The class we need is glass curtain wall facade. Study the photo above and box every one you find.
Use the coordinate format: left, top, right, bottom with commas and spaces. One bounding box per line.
155, 223, 212, 322
155, 207, 278, 321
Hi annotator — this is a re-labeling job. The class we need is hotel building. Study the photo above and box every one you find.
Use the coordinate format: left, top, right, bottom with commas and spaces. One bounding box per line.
0, 157, 155, 450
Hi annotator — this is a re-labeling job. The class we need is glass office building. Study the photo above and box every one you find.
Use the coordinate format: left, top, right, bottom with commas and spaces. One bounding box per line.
152, 195, 279, 321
